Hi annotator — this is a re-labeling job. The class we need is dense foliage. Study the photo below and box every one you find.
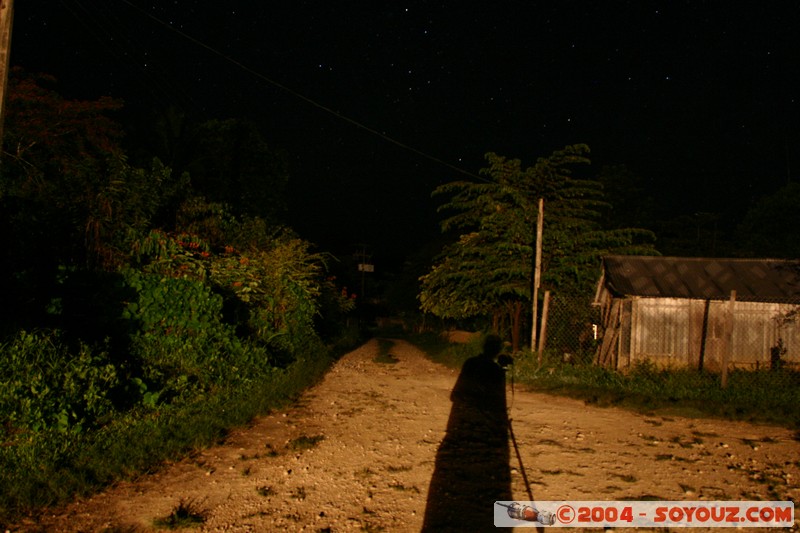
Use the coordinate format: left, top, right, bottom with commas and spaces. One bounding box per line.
0, 70, 356, 518
737, 181, 800, 258
419, 145, 656, 348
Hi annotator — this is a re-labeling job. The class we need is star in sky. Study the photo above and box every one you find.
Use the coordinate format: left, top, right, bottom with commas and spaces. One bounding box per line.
8, 0, 800, 261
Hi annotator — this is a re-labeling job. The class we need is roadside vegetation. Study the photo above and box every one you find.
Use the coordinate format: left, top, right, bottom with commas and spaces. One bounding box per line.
0, 69, 361, 522
409, 332, 800, 429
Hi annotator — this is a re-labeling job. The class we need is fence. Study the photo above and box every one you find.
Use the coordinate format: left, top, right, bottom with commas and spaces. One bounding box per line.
536, 294, 600, 365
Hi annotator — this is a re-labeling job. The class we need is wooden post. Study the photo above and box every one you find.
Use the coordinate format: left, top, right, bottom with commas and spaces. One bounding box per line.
537, 290, 550, 361
698, 299, 711, 371
0, 0, 13, 152
532, 198, 543, 363
721, 290, 736, 388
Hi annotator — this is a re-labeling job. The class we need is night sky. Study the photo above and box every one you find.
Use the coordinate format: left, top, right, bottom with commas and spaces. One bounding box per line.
10, 1, 800, 266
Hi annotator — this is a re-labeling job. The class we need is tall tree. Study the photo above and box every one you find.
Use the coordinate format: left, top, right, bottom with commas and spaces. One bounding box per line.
2, 69, 124, 188
597, 164, 657, 230
133, 113, 290, 224
736, 181, 800, 258
0, 69, 127, 279
187, 119, 289, 223
419, 152, 536, 348
0, 70, 193, 332
419, 145, 656, 350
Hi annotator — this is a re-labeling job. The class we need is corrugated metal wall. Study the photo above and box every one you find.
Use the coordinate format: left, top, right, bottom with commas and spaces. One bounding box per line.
626, 298, 800, 370
631, 298, 692, 368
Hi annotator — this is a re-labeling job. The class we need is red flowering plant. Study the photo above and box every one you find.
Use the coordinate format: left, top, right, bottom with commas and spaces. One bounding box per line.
129, 229, 211, 281
206, 237, 326, 354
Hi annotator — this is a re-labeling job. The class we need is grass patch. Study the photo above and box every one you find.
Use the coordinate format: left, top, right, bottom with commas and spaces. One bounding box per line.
288, 434, 325, 451
153, 498, 207, 529
406, 331, 800, 428
503, 351, 800, 429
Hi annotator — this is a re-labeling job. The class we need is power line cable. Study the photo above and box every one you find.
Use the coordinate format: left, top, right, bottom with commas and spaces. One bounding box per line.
116, 0, 486, 183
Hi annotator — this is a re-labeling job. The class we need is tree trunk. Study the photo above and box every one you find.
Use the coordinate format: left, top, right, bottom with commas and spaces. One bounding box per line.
510, 301, 522, 352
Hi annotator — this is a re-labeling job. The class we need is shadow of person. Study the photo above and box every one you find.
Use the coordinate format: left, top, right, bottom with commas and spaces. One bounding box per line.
422, 335, 512, 532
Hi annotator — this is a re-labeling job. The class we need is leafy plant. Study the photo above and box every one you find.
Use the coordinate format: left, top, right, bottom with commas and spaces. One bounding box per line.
206, 234, 326, 356
121, 268, 237, 402
0, 330, 119, 436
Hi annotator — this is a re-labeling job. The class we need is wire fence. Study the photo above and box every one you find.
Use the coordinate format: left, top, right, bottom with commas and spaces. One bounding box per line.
538, 294, 600, 365
540, 292, 800, 387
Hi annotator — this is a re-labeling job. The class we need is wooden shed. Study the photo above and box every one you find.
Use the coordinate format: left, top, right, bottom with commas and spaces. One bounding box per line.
593, 256, 800, 371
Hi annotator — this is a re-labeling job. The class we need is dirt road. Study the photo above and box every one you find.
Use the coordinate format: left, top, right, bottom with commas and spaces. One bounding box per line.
19, 338, 800, 531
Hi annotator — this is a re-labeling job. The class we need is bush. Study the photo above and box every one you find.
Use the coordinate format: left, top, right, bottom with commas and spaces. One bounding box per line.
206, 238, 325, 356
122, 269, 250, 404
0, 219, 357, 521
0, 330, 119, 435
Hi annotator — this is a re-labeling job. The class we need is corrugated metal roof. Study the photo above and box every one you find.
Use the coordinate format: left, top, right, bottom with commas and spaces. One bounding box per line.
601, 256, 800, 302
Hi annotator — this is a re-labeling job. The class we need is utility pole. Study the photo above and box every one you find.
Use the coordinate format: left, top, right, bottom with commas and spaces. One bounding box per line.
0, 0, 13, 153
721, 290, 736, 389
531, 198, 543, 363
355, 244, 374, 300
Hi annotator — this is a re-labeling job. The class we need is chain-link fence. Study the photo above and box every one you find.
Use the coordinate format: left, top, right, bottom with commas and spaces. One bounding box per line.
537, 294, 600, 365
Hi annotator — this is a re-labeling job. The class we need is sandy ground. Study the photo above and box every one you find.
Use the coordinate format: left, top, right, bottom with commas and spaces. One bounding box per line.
14, 338, 800, 532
